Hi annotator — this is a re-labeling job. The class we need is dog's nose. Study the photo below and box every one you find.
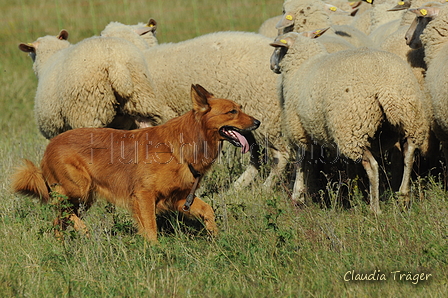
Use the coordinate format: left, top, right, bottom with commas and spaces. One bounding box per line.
253, 119, 261, 128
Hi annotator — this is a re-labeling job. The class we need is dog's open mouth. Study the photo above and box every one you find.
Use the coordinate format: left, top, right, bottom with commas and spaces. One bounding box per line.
219, 126, 251, 154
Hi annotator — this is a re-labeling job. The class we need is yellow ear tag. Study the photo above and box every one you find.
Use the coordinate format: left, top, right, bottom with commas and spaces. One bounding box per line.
315, 30, 322, 36
280, 39, 288, 44
398, 1, 404, 5
420, 9, 428, 16
286, 15, 293, 21
330, 6, 337, 11
366, 0, 372, 3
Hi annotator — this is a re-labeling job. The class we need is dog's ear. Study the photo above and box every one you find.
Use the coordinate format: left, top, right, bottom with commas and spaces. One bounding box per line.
193, 84, 214, 99
191, 84, 211, 115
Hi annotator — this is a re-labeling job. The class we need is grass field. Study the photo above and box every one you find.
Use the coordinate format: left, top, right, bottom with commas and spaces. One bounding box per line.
1, 0, 447, 297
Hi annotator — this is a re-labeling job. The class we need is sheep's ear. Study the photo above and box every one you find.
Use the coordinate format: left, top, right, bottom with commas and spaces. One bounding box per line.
191, 84, 211, 115
58, 30, 69, 40
19, 43, 36, 53
146, 19, 157, 31
135, 19, 158, 36
350, 8, 359, 17
270, 36, 295, 48
349, 1, 362, 9
408, 6, 440, 18
276, 12, 295, 30
387, 0, 411, 12
301, 27, 330, 39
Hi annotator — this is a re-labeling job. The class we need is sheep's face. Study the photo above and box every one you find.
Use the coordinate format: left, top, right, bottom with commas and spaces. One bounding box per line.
270, 44, 289, 74
405, 5, 441, 49
269, 28, 329, 74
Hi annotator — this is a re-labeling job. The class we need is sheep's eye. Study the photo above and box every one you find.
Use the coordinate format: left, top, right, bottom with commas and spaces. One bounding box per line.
227, 109, 237, 114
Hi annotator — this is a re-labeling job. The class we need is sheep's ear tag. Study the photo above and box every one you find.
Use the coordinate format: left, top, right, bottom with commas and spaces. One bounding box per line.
314, 30, 324, 37
398, 1, 405, 5
420, 9, 428, 16
330, 6, 337, 12
280, 39, 288, 45
285, 15, 293, 21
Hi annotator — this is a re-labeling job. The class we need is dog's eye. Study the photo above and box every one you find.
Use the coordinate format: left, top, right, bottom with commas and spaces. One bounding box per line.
227, 109, 237, 114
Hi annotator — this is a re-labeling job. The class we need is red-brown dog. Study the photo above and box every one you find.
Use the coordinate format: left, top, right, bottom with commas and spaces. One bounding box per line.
12, 84, 260, 243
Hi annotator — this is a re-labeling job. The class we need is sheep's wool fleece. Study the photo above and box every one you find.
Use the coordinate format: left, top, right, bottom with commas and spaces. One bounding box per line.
142, 31, 283, 143
31, 35, 166, 139
420, 5, 448, 136
279, 35, 429, 160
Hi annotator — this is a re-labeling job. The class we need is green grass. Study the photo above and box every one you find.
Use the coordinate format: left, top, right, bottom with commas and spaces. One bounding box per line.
1, 0, 447, 297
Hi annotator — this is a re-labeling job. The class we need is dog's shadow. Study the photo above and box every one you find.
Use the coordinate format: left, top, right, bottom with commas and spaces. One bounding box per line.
156, 213, 210, 238
106, 204, 209, 238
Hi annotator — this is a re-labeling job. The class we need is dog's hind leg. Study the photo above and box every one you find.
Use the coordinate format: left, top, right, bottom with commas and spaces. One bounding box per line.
175, 198, 218, 236
132, 189, 159, 243
50, 184, 90, 238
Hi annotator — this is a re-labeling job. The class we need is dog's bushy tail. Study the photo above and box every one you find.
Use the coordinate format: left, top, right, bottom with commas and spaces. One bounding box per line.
11, 159, 50, 202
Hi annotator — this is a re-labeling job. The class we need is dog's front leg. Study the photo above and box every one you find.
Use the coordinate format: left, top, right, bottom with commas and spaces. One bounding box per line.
175, 198, 218, 236
132, 190, 158, 243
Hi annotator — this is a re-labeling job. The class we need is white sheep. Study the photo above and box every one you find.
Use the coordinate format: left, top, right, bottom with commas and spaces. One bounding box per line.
406, 3, 448, 161
259, 15, 357, 52
19, 30, 175, 139
350, 0, 404, 35
258, 2, 358, 39
276, 0, 375, 48
135, 31, 290, 189
270, 32, 429, 213
101, 18, 158, 51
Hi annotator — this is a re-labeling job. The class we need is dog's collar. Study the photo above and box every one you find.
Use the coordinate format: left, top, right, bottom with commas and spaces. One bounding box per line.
188, 163, 201, 179
183, 164, 202, 212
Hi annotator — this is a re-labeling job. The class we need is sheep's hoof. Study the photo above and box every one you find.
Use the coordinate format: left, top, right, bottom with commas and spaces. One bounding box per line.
396, 192, 411, 211
369, 204, 382, 215
291, 192, 307, 209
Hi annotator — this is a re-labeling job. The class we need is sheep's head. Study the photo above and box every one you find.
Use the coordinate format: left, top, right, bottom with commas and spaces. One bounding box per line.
387, 0, 411, 12
101, 19, 158, 50
277, 0, 331, 33
19, 30, 69, 62
405, 4, 442, 49
269, 28, 329, 74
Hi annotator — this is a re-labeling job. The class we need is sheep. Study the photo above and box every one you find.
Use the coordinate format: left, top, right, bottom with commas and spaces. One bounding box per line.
324, 2, 360, 25
406, 3, 448, 164
127, 31, 289, 190
378, 2, 447, 178
350, 0, 404, 35
259, 15, 359, 52
379, 1, 447, 113
19, 30, 175, 139
270, 32, 429, 213
258, 2, 357, 39
101, 18, 158, 51
102, 24, 290, 189
276, 0, 375, 48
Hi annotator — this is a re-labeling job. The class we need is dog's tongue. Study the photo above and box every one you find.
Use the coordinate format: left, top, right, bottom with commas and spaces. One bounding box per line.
234, 131, 250, 154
